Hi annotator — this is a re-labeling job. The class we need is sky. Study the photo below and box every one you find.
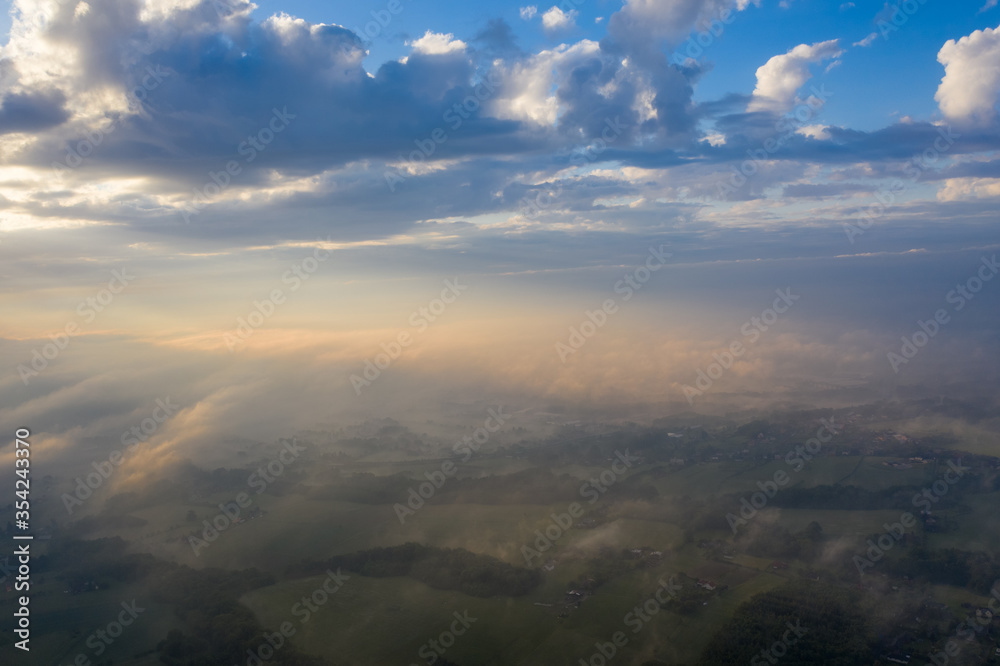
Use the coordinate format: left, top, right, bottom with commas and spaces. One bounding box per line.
1, 0, 999, 478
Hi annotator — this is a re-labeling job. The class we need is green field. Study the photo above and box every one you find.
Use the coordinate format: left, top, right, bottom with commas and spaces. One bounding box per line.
0, 580, 180, 666
31, 405, 1000, 666
240, 552, 794, 666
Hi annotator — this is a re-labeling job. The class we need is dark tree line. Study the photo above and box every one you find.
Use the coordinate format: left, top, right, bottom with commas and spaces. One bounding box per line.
697, 580, 876, 665
884, 547, 1000, 593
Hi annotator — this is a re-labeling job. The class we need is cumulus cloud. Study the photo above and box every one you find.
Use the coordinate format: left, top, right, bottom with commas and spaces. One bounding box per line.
748, 39, 842, 113
935, 24, 1000, 125
407, 30, 468, 55
519, 5, 537, 20
0, 0, 540, 235
0, 0, 996, 253
489, 40, 601, 125
541, 6, 577, 32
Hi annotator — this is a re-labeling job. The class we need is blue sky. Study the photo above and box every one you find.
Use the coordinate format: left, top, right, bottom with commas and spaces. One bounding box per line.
133, 0, 999, 132
192, 0, 1000, 134
5, 0, 989, 131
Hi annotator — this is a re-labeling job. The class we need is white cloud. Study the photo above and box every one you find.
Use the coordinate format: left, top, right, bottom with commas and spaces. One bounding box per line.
937, 177, 1000, 201
935, 24, 1000, 125
796, 124, 831, 140
980, 0, 998, 13
519, 5, 537, 20
748, 39, 842, 113
542, 6, 578, 32
490, 40, 600, 125
406, 30, 468, 55
840, 1, 855, 8
853, 32, 877, 47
